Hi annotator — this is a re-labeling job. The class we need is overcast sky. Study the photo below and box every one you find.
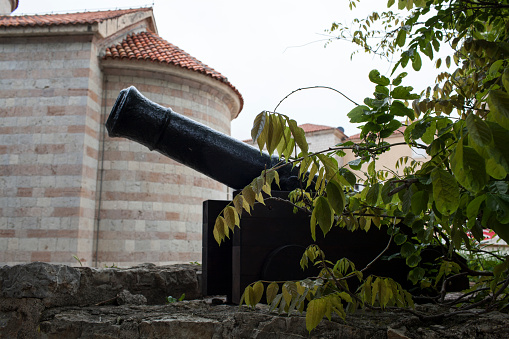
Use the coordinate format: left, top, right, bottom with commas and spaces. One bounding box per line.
13, 0, 441, 140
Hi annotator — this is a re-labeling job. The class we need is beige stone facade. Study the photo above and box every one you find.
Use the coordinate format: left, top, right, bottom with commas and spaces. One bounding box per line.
0, 8, 242, 267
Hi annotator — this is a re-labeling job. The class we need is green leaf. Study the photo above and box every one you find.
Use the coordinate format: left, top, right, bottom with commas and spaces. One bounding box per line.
396, 29, 407, 47
503, 68, 509, 93
381, 180, 395, 204
451, 141, 488, 193
306, 299, 327, 332
487, 121, 509, 174
408, 267, 425, 285
394, 234, 407, 245
313, 197, 334, 236
339, 168, 357, 187
406, 253, 421, 268
317, 154, 339, 181
488, 90, 509, 130
392, 72, 408, 86
466, 195, 485, 229
348, 158, 363, 171
412, 52, 422, 71
431, 168, 460, 215
326, 181, 346, 215
411, 190, 428, 215
490, 217, 509, 244
486, 157, 507, 179
421, 120, 436, 144
366, 183, 381, 206
400, 242, 416, 258
489, 60, 504, 77
347, 105, 371, 123
369, 69, 390, 86
466, 113, 492, 148
391, 86, 419, 100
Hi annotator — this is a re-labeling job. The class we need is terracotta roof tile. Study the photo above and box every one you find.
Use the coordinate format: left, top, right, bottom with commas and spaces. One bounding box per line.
243, 123, 344, 143
103, 31, 243, 111
0, 8, 151, 27
348, 125, 406, 140
299, 123, 336, 133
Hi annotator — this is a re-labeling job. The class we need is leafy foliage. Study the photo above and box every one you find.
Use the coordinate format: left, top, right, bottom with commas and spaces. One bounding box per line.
214, 0, 509, 332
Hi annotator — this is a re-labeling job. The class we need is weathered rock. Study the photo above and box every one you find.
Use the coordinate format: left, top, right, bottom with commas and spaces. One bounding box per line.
116, 290, 147, 306
0, 262, 201, 307
0, 262, 81, 300
35, 301, 509, 338
2, 263, 509, 338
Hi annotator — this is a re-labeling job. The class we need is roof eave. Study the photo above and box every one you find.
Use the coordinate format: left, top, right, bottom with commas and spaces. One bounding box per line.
0, 22, 99, 37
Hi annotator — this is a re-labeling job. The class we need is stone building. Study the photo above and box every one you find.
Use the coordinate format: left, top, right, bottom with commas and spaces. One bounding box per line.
0, 4, 242, 267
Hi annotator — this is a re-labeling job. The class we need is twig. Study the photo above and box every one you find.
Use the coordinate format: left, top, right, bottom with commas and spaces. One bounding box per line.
273, 86, 359, 112
95, 296, 117, 306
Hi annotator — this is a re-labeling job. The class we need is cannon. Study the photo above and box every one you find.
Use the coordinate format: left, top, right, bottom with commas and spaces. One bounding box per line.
106, 86, 300, 190
106, 86, 469, 304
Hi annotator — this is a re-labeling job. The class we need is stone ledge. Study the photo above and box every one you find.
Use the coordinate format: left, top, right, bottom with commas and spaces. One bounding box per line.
2, 262, 509, 338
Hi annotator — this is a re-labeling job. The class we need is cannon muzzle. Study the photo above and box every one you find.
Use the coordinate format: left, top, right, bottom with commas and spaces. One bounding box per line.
106, 86, 299, 190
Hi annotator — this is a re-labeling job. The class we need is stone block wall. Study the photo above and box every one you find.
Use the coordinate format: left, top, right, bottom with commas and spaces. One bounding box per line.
0, 20, 241, 268
94, 63, 233, 267
0, 34, 100, 265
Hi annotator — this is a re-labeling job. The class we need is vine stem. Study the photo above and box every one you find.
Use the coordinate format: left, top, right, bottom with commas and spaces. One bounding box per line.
273, 86, 359, 112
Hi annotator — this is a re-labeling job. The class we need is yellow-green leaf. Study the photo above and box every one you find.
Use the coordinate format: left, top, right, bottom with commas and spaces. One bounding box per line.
306, 298, 326, 332
253, 281, 264, 305
251, 111, 267, 142
266, 282, 279, 304
326, 180, 346, 215
224, 206, 239, 230
488, 90, 509, 131
288, 119, 308, 154
232, 195, 244, 216
242, 186, 256, 207
431, 168, 460, 215
313, 196, 334, 236
213, 216, 226, 243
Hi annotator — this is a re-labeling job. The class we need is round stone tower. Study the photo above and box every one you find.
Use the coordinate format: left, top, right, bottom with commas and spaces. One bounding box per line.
0, 0, 18, 15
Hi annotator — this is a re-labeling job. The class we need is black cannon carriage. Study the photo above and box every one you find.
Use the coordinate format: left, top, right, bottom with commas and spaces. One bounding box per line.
106, 86, 469, 304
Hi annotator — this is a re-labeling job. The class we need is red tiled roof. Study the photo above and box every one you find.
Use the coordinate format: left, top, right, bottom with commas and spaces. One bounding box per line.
299, 123, 336, 133
103, 31, 243, 112
0, 7, 151, 27
348, 125, 407, 140
243, 123, 343, 143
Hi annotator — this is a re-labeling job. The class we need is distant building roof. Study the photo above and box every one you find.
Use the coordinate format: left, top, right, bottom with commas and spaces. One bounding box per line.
0, 7, 243, 114
243, 123, 346, 143
0, 7, 151, 27
103, 31, 243, 111
348, 125, 407, 140
299, 123, 338, 133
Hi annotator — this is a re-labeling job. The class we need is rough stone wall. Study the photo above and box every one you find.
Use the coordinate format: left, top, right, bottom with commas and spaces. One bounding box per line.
0, 34, 100, 266
94, 63, 232, 267
2, 263, 509, 339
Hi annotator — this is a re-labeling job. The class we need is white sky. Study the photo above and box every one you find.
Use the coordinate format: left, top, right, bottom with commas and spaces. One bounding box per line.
13, 0, 442, 140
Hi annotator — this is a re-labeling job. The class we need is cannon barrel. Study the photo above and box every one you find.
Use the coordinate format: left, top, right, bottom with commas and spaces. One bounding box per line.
106, 86, 299, 190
